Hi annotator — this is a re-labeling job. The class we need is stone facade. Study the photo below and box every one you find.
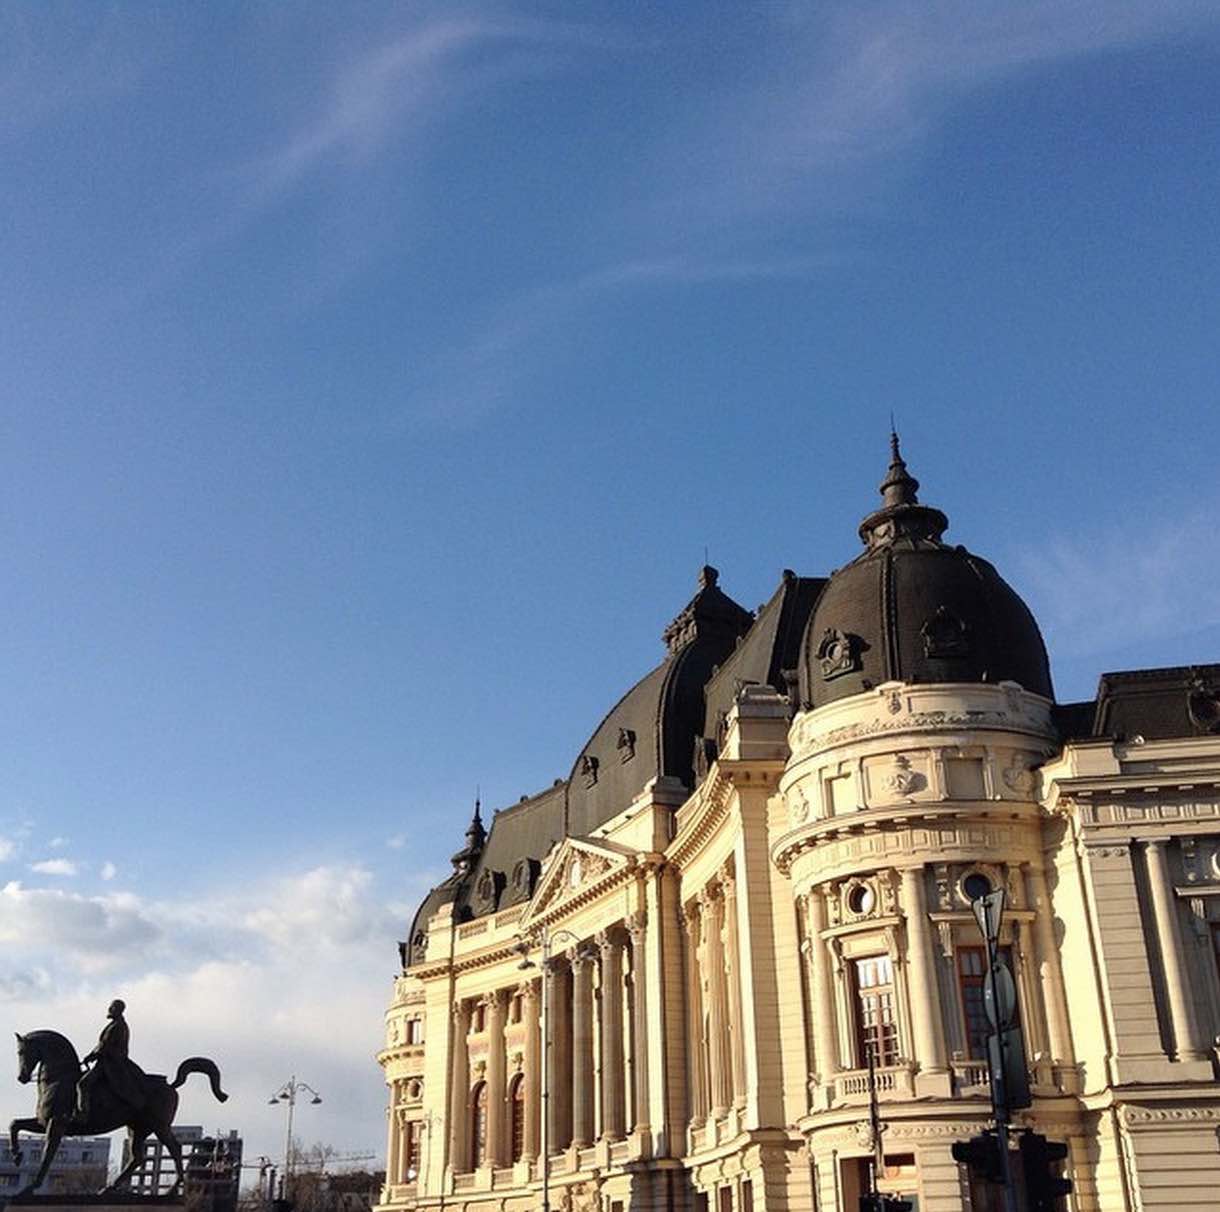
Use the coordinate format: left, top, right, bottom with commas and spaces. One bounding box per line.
378, 446, 1220, 1212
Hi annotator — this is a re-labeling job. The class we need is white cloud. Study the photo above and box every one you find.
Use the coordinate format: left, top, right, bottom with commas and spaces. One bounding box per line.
29, 858, 79, 877
1014, 506, 1220, 660
100, 861, 117, 881
0, 861, 427, 1168
0, 836, 15, 862
48, 836, 68, 849
386, 835, 405, 850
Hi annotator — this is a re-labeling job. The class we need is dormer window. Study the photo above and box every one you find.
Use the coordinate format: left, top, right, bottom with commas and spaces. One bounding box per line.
581, 754, 599, 788
616, 728, 636, 763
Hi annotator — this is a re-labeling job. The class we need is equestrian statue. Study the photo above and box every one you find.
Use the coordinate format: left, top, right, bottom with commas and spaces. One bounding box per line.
10, 1000, 227, 1197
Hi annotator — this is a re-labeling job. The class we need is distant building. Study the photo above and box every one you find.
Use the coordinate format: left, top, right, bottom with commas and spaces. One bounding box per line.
123, 1126, 242, 1212
0, 1135, 110, 1196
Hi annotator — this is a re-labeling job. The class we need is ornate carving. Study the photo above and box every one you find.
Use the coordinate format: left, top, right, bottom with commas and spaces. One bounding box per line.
882, 754, 924, 797
473, 867, 503, 914
1188, 674, 1220, 734
511, 857, 539, 898
816, 628, 865, 681
1001, 756, 1036, 794
788, 789, 811, 825
580, 754, 599, 788
617, 727, 637, 762
886, 688, 903, 715
921, 606, 969, 658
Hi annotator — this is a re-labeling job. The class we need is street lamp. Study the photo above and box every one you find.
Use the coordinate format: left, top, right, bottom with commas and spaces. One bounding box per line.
515, 926, 580, 1212
268, 1075, 323, 1200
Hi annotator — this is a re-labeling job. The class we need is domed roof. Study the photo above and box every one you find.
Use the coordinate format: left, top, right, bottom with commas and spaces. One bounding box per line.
799, 436, 1053, 708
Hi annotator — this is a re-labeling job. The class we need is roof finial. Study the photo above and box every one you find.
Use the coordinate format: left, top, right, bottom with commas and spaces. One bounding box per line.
879, 425, 919, 508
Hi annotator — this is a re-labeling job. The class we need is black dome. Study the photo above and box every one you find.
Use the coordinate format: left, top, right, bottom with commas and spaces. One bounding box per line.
799, 437, 1053, 708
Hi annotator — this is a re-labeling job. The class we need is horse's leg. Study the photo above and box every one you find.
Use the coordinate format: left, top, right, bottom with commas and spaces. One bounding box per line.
154, 1122, 185, 1193
8, 1117, 43, 1165
19, 1117, 63, 1196
107, 1126, 149, 1192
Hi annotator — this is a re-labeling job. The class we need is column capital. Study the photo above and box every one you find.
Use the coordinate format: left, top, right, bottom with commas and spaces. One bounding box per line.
518, 979, 540, 1005
595, 927, 622, 956
626, 912, 647, 944
569, 943, 597, 971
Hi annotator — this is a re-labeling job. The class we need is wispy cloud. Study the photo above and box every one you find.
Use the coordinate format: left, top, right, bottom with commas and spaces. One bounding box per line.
1014, 505, 1220, 661
29, 858, 79, 878
48, 836, 68, 849
643, 1, 1220, 231
100, 861, 117, 881
386, 835, 406, 850
0, 837, 14, 862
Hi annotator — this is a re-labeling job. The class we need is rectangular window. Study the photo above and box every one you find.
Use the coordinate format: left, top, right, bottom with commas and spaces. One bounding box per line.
717, 1187, 733, 1212
406, 1018, 424, 1045
740, 1180, 753, 1212
404, 1122, 422, 1181
854, 955, 898, 1067
957, 946, 1018, 1060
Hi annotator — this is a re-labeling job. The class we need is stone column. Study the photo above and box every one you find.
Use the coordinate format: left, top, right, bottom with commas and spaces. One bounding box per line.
1145, 839, 1207, 1062
702, 887, 731, 1117
627, 913, 649, 1132
521, 981, 541, 1162
683, 904, 709, 1127
484, 991, 507, 1166
545, 961, 566, 1151
597, 929, 626, 1141
722, 868, 748, 1109
901, 866, 948, 1075
804, 892, 840, 1086
1026, 862, 1074, 1068
448, 999, 472, 1172
571, 946, 596, 1147
386, 1085, 402, 1185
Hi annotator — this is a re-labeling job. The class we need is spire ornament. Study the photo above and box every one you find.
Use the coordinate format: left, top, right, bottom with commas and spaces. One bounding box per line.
857, 430, 948, 550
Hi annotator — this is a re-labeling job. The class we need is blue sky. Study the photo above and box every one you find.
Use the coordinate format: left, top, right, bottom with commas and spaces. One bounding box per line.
3, 0, 1220, 1169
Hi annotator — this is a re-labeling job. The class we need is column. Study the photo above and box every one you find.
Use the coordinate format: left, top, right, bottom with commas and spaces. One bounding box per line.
804, 892, 839, 1086
683, 904, 709, 1127
1027, 862, 1074, 1068
702, 887, 731, 1117
722, 868, 748, 1109
448, 999, 472, 1172
571, 945, 596, 1147
627, 913, 650, 1131
545, 961, 565, 1151
597, 929, 626, 1141
386, 1084, 402, 1185
484, 991, 507, 1166
521, 981, 541, 1162
1145, 839, 1207, 1062
901, 866, 948, 1074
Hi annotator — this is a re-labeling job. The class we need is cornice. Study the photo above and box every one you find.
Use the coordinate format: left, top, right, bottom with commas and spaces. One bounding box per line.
669, 758, 781, 867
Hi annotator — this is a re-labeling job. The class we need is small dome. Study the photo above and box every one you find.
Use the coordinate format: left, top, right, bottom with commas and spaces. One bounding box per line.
799, 436, 1053, 708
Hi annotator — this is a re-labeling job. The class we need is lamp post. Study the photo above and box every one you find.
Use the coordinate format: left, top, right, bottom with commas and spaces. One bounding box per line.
268, 1075, 323, 1200
515, 926, 580, 1212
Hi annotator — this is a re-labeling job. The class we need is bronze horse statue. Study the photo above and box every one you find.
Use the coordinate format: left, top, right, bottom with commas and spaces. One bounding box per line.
11, 1030, 227, 1196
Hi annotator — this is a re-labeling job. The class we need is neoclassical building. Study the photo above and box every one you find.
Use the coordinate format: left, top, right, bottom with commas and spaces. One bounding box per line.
378, 440, 1220, 1211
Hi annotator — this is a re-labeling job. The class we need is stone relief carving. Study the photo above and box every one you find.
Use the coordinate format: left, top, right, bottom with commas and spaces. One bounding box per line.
882, 754, 925, 797
617, 727, 636, 762
580, 754, 599, 787
1188, 674, 1220, 734
816, 628, 866, 680
788, 789, 811, 826
1001, 756, 1036, 794
921, 605, 969, 658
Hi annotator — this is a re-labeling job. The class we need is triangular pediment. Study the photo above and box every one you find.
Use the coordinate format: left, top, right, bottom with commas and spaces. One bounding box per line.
521, 836, 636, 925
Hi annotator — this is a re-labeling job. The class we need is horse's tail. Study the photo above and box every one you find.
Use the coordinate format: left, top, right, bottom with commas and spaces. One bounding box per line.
170, 1057, 228, 1103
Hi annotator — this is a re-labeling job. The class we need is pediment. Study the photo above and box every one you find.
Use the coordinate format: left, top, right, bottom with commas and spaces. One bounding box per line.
521, 836, 636, 925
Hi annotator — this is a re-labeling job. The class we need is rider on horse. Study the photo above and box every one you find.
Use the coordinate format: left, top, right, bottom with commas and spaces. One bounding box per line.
77, 1000, 146, 1121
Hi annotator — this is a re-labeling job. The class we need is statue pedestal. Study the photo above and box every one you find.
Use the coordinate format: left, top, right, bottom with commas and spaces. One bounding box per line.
1, 1197, 183, 1212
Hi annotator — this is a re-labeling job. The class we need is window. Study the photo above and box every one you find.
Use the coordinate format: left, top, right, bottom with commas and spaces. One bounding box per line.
404, 1121, 422, 1181
741, 1180, 753, 1212
957, 946, 1018, 1060
854, 955, 899, 1067
509, 1074, 526, 1162
717, 1187, 733, 1212
471, 1003, 486, 1034
509, 993, 523, 1025
470, 1082, 488, 1168
406, 1018, 423, 1045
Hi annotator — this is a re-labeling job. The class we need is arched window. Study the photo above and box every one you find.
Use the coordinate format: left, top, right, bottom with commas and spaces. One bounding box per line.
509, 1074, 526, 1162
470, 1081, 488, 1168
